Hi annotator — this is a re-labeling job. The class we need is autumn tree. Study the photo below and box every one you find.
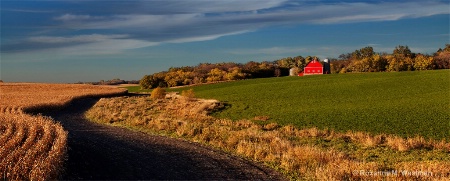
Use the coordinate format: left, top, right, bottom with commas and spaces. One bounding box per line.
390, 45, 414, 71
346, 47, 377, 72
386, 55, 402, 72
225, 67, 246, 81
207, 68, 227, 82
140, 74, 165, 89
371, 54, 388, 72
393, 45, 412, 58
350, 57, 370, 72
413, 54, 433, 70
278, 57, 296, 68
305, 56, 313, 64
433, 44, 450, 69
294, 56, 306, 70
338, 53, 352, 61
352, 46, 374, 60
242, 61, 260, 75
140, 75, 153, 89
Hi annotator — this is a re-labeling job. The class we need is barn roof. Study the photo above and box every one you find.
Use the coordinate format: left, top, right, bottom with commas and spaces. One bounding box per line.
305, 60, 323, 68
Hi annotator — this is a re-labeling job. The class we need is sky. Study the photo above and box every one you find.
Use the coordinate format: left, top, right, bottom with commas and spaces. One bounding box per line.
1, 0, 449, 83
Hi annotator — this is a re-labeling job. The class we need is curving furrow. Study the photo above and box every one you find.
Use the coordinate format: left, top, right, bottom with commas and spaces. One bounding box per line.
0, 119, 15, 147
0, 113, 67, 181
28, 118, 57, 180
0, 115, 26, 179
30, 121, 67, 180
0, 117, 33, 180
0, 106, 23, 114
7, 118, 42, 180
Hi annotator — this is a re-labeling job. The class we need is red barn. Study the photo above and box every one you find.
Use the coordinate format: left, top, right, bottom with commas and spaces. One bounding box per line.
302, 59, 323, 75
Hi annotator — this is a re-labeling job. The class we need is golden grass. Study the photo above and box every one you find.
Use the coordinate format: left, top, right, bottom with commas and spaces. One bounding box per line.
181, 89, 196, 100
86, 94, 450, 180
150, 87, 166, 100
0, 83, 127, 180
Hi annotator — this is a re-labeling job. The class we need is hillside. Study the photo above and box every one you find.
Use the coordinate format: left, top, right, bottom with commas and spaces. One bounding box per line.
169, 70, 450, 140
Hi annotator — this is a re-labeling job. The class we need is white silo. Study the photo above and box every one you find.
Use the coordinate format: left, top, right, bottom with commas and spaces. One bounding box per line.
289, 68, 295, 76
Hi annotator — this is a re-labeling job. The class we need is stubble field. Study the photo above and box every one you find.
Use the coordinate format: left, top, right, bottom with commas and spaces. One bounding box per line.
0, 83, 126, 180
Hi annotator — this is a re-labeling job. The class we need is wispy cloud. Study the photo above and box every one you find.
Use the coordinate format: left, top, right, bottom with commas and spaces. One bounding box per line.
50, 1, 449, 43
56, 39, 159, 55
229, 47, 308, 55
2, 8, 54, 13
54, 14, 103, 21
28, 34, 129, 43
165, 30, 253, 43
2, 0, 448, 55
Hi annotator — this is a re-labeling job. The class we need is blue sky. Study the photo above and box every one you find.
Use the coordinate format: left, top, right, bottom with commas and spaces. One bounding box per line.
1, 0, 449, 83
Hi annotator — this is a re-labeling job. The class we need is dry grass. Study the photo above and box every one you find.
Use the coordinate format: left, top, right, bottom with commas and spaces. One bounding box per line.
181, 89, 196, 100
0, 83, 127, 180
86, 94, 450, 180
150, 87, 166, 100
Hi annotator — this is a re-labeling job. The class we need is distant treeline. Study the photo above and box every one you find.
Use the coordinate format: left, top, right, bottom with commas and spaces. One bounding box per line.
140, 44, 450, 89
75, 78, 139, 85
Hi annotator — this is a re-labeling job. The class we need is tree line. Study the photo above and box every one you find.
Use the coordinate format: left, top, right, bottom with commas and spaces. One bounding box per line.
75, 78, 139, 85
140, 44, 450, 89
331, 44, 449, 73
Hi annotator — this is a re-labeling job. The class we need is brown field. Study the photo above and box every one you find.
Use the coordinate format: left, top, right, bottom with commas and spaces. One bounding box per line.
0, 83, 127, 113
0, 83, 126, 180
86, 94, 450, 180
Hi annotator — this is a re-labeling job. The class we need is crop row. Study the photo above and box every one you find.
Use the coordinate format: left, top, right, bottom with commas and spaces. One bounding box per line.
0, 113, 67, 180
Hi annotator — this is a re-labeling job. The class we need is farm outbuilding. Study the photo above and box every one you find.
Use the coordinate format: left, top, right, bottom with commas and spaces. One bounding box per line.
302, 59, 323, 75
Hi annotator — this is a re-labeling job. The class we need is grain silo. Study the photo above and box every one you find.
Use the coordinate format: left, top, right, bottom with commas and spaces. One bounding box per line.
323, 59, 331, 74
289, 67, 298, 76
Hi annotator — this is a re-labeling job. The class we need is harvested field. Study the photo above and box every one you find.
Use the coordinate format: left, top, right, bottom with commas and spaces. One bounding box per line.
0, 83, 127, 180
0, 113, 66, 180
0, 83, 127, 113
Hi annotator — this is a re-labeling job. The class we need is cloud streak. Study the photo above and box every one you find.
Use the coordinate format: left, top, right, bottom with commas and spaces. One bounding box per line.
28, 34, 129, 43
2, 0, 449, 55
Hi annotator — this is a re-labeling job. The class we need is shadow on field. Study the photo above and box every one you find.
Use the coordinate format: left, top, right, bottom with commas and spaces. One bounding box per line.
43, 96, 284, 180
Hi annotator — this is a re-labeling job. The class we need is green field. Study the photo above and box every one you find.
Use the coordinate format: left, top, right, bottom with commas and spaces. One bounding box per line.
126, 70, 450, 140
132, 70, 450, 140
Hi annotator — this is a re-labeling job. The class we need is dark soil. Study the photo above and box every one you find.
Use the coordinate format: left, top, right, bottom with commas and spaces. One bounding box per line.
45, 97, 285, 180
